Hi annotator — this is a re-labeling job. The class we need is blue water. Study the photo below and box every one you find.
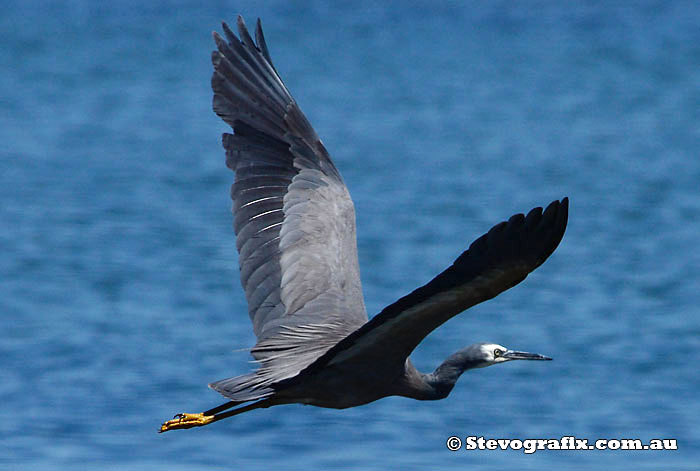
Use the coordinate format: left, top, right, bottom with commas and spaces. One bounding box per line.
2, 1, 699, 469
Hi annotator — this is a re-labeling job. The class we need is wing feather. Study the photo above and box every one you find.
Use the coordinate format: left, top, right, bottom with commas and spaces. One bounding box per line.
210, 17, 367, 393
292, 198, 569, 380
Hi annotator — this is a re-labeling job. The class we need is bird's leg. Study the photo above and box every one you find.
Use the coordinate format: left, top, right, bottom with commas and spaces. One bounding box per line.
203, 400, 241, 416
158, 400, 240, 432
159, 398, 273, 433
160, 412, 216, 432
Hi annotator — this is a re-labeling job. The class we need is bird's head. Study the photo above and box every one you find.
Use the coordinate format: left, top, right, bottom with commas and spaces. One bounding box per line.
428, 342, 553, 397
460, 342, 552, 369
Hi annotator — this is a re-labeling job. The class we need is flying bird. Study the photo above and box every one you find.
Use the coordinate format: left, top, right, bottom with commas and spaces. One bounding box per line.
159, 16, 568, 432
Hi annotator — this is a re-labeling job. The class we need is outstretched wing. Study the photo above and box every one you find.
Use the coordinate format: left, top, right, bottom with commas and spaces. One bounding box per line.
293, 198, 568, 380
210, 17, 367, 390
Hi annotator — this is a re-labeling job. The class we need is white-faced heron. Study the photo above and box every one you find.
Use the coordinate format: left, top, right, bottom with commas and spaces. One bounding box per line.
159, 16, 568, 432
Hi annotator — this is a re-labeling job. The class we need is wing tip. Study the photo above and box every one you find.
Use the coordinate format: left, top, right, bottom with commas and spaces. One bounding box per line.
216, 15, 273, 65
533, 196, 569, 268
460, 196, 569, 271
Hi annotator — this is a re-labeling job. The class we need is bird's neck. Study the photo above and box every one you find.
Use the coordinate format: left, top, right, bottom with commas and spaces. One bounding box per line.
425, 357, 479, 399
400, 354, 483, 401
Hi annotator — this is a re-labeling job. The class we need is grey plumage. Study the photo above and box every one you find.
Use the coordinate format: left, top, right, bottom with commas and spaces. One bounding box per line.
159, 16, 568, 432
209, 17, 367, 400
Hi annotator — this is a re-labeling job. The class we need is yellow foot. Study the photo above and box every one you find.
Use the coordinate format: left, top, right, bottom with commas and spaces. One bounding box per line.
159, 412, 215, 433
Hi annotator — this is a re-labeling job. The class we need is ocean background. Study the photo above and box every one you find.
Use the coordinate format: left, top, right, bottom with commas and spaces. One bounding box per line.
2, 1, 698, 469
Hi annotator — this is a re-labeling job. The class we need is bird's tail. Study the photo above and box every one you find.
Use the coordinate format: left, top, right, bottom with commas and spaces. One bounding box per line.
208, 372, 275, 402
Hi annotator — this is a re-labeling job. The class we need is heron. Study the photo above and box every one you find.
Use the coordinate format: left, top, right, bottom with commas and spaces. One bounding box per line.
159, 16, 568, 433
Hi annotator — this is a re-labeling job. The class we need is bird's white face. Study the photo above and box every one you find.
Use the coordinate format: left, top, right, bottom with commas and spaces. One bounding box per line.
476, 342, 552, 366
479, 343, 510, 364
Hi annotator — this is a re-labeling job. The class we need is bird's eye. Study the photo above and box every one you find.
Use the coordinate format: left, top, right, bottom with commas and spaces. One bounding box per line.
494, 349, 503, 357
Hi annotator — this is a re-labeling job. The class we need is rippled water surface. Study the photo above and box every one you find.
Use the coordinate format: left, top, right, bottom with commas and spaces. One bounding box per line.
2, 1, 699, 469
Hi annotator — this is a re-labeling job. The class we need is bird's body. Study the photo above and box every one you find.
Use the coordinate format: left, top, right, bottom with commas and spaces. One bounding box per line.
268, 359, 410, 409
159, 17, 568, 432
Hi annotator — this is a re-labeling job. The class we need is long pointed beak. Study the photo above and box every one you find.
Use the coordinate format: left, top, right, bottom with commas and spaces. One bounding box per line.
502, 350, 552, 361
